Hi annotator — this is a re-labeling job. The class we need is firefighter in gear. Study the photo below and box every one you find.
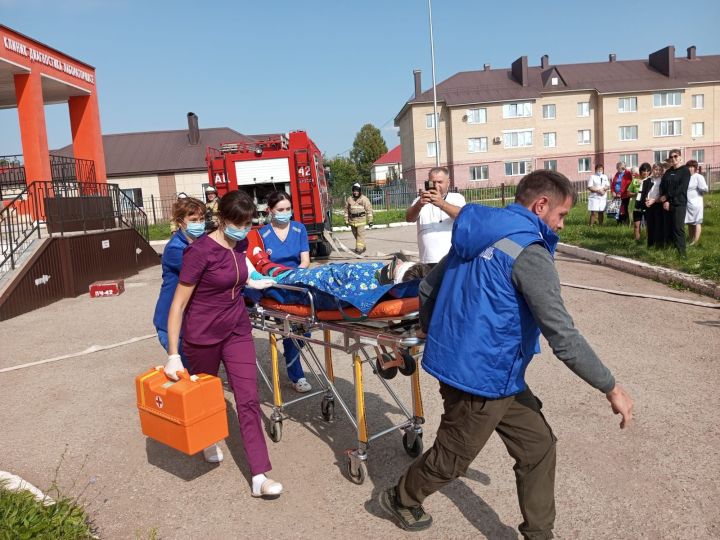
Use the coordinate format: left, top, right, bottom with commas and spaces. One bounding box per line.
205, 186, 220, 232
344, 183, 373, 254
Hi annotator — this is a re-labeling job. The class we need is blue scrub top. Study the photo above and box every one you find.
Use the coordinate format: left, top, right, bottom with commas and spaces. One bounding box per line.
153, 230, 192, 331
259, 221, 309, 268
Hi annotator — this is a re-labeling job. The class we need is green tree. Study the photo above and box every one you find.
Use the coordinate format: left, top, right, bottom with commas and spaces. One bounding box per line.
350, 124, 388, 182
325, 156, 360, 197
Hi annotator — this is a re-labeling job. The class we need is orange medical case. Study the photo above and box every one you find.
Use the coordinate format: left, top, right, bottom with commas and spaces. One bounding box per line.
135, 367, 228, 455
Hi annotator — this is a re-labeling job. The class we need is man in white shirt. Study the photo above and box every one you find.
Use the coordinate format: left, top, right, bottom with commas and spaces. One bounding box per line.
406, 167, 466, 264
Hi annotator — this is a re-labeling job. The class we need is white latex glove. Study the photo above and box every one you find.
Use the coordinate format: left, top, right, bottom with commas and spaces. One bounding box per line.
163, 354, 184, 381
246, 278, 275, 290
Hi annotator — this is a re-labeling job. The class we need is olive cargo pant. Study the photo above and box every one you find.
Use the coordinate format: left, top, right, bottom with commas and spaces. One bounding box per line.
397, 383, 557, 540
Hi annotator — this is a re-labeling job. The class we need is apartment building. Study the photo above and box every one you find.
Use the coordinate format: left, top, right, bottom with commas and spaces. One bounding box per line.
395, 46, 719, 189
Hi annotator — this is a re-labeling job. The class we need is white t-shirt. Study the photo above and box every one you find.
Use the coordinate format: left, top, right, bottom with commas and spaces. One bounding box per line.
413, 192, 466, 263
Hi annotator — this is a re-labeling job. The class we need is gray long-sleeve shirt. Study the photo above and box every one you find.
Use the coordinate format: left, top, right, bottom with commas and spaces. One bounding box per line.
419, 244, 615, 393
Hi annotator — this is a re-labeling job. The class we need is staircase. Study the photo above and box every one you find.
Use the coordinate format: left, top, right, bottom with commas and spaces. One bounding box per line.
0, 180, 158, 320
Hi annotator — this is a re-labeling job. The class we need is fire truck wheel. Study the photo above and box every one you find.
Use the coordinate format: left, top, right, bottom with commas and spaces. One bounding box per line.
313, 240, 333, 259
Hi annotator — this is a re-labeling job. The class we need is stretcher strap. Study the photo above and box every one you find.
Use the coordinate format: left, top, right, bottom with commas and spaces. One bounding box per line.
336, 299, 368, 322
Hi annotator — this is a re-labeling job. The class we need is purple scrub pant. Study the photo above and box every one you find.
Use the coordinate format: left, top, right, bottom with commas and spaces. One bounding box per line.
183, 332, 272, 476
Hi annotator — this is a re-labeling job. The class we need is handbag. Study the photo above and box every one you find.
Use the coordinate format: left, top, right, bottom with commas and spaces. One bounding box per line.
606, 198, 621, 217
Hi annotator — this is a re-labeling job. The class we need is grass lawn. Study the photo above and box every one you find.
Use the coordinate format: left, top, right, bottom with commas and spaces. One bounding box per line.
560, 192, 720, 282
0, 483, 95, 539
148, 222, 172, 241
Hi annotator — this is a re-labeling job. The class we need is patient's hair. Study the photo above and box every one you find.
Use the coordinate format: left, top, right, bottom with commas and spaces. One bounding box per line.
402, 263, 432, 282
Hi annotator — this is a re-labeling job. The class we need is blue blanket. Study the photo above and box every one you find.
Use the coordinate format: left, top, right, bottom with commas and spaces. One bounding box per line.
246, 262, 419, 315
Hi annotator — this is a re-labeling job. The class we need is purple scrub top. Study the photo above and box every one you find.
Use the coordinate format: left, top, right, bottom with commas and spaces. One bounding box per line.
179, 234, 251, 345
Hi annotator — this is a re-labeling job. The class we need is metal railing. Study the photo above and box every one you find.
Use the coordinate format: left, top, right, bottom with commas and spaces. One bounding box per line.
1, 180, 148, 274
49, 154, 96, 183
0, 155, 26, 198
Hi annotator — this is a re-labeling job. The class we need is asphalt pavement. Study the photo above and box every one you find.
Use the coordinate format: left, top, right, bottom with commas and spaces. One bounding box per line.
1, 225, 719, 539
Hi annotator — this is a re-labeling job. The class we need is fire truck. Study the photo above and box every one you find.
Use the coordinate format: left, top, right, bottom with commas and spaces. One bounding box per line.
206, 130, 333, 256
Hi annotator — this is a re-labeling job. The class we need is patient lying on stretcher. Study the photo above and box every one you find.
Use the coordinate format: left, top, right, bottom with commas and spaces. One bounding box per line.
244, 246, 431, 314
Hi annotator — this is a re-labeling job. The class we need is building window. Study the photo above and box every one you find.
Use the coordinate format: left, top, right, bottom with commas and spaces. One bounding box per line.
542, 104, 556, 119
692, 94, 704, 109
619, 125, 638, 141
618, 97, 638, 113
121, 188, 144, 207
653, 91, 682, 107
543, 132, 556, 148
692, 149, 705, 163
467, 108, 487, 124
504, 160, 532, 176
653, 119, 682, 137
503, 130, 533, 148
654, 150, 670, 163
577, 102, 590, 117
577, 129, 591, 144
426, 141, 439, 157
468, 137, 488, 153
620, 153, 639, 168
692, 122, 704, 137
503, 102, 532, 118
578, 157, 592, 173
551, 77, 559, 86
469, 165, 489, 181
425, 113, 439, 129
544, 160, 557, 171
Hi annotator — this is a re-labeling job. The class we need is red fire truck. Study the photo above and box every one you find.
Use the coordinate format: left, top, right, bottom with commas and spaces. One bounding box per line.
206, 130, 333, 256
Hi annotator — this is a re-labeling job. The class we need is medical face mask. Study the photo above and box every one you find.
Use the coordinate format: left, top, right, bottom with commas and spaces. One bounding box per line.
273, 210, 292, 223
224, 225, 250, 241
185, 222, 206, 238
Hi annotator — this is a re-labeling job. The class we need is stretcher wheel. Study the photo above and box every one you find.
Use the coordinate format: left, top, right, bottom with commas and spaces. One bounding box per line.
403, 432, 423, 458
321, 398, 335, 421
269, 420, 283, 443
347, 460, 366, 485
398, 351, 417, 376
375, 357, 398, 380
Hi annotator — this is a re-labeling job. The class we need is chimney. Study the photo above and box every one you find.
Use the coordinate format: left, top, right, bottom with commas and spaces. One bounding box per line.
413, 69, 422, 98
187, 112, 200, 145
541, 54, 549, 69
649, 45, 675, 77
609, 53, 616, 62
483, 63, 491, 71
687, 45, 697, 60
511, 56, 528, 87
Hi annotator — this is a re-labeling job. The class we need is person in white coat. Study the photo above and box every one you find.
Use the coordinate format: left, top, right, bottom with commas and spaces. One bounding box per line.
587, 164, 610, 225
684, 160, 708, 245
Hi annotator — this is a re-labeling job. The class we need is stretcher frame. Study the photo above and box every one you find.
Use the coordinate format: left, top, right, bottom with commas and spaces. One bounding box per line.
248, 284, 426, 484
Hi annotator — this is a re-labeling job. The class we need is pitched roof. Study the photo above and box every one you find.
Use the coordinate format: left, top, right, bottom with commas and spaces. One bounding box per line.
53, 127, 273, 177
397, 51, 720, 121
373, 145, 401, 165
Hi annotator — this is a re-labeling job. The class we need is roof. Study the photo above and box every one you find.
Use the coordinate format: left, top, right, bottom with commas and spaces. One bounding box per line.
396, 51, 720, 121
373, 145, 401, 165
53, 128, 273, 177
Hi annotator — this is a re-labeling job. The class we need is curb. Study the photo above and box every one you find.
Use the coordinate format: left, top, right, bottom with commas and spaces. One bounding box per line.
556, 243, 720, 300
0, 471, 54, 505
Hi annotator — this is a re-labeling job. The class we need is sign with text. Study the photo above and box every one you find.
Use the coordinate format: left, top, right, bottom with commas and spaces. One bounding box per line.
3, 35, 95, 85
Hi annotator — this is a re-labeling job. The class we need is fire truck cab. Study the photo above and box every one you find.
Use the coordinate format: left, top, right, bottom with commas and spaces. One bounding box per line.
206, 130, 333, 256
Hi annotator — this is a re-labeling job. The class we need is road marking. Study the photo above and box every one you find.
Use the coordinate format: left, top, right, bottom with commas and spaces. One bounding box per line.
0, 334, 157, 373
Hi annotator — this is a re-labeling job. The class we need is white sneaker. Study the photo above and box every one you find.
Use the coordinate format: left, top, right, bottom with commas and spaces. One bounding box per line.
292, 378, 312, 393
203, 443, 224, 463
252, 477, 283, 498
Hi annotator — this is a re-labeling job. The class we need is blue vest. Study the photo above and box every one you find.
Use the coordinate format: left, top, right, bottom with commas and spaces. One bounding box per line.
422, 203, 559, 399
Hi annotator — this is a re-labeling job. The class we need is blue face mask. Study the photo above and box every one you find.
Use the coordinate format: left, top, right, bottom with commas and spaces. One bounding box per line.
185, 222, 205, 238
273, 210, 292, 223
224, 224, 250, 241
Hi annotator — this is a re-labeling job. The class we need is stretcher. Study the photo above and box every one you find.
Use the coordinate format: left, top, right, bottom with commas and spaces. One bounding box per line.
247, 283, 426, 484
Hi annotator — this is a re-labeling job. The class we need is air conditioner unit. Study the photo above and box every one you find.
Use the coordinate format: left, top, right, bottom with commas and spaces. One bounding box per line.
492, 136, 502, 144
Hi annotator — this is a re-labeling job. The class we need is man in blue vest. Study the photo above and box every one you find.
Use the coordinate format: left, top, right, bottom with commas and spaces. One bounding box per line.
378, 170, 634, 538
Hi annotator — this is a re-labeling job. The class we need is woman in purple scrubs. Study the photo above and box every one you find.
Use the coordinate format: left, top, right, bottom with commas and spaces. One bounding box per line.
164, 190, 282, 499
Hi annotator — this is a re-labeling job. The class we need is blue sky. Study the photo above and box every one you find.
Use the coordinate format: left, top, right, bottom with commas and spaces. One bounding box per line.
2, 0, 719, 158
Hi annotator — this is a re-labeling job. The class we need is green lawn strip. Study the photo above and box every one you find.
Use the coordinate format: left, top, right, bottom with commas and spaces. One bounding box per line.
560, 192, 720, 282
0, 482, 95, 539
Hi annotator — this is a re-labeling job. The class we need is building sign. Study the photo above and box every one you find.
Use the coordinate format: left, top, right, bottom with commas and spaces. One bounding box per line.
3, 36, 95, 85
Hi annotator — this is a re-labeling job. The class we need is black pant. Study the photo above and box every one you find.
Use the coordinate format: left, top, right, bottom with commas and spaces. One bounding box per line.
618, 198, 631, 224
645, 204, 665, 247
663, 204, 687, 255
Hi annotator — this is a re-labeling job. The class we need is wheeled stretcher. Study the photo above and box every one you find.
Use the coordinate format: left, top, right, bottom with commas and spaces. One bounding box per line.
247, 284, 426, 484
